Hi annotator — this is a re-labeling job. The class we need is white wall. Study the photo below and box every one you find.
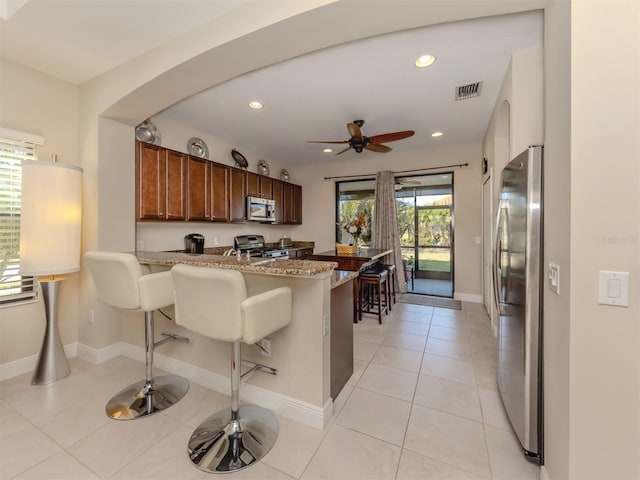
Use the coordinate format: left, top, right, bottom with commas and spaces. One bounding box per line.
542, 1, 571, 477
566, 1, 639, 477
0, 59, 80, 365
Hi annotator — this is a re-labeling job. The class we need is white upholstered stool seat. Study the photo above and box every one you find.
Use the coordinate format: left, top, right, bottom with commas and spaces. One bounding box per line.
85, 251, 189, 420
171, 263, 292, 474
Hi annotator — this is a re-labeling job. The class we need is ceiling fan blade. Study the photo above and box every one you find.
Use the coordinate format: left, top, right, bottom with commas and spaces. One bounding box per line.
306, 140, 349, 144
368, 130, 415, 144
335, 145, 353, 155
365, 143, 392, 153
347, 122, 363, 139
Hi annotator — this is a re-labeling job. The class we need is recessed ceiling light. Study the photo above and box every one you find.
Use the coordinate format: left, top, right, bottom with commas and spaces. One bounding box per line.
431, 131, 443, 137
415, 54, 436, 68
248, 101, 263, 109
323, 148, 333, 153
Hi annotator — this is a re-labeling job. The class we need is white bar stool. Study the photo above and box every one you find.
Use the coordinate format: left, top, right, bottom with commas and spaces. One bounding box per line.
85, 252, 189, 420
171, 263, 292, 474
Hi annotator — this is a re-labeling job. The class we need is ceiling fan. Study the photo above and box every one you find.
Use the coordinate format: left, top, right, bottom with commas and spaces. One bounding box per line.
307, 120, 414, 155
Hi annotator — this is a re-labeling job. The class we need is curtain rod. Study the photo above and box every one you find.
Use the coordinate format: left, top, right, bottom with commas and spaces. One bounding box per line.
323, 162, 469, 180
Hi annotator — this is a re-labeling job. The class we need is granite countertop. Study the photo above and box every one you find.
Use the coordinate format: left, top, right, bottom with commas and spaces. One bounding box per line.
331, 270, 358, 288
136, 251, 337, 278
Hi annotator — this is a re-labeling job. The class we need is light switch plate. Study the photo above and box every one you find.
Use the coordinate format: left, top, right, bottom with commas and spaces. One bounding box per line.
598, 271, 630, 307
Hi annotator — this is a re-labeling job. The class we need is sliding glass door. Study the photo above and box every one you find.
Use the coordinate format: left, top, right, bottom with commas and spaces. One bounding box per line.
335, 173, 454, 297
397, 173, 454, 297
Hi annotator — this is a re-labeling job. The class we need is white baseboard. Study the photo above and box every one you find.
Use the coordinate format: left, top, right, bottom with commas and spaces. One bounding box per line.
454, 292, 482, 303
3, 341, 330, 430
540, 465, 550, 480
0, 343, 78, 382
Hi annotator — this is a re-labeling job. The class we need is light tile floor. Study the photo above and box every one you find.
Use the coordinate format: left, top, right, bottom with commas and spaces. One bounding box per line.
0, 302, 541, 479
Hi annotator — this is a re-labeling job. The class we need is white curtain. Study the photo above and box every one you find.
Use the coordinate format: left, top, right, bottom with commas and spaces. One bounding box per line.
372, 171, 407, 293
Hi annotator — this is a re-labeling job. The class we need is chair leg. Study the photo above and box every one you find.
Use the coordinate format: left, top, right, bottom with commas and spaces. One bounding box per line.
105, 311, 189, 420
187, 341, 279, 473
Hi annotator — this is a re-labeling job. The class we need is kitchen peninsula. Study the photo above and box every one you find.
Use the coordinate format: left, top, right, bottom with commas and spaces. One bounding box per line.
136, 251, 356, 429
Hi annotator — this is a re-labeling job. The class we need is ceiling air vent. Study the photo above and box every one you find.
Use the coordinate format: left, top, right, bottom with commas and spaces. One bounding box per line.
455, 81, 483, 101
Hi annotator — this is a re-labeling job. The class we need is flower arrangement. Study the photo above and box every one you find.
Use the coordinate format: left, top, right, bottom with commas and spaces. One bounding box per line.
342, 211, 368, 245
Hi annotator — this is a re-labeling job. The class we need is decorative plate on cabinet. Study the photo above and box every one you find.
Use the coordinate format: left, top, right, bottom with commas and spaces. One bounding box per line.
231, 149, 248, 169
280, 169, 290, 182
135, 120, 162, 145
187, 137, 209, 159
257, 159, 269, 176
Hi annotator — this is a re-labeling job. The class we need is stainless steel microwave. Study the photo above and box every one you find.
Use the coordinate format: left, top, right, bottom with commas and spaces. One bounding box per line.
247, 196, 276, 222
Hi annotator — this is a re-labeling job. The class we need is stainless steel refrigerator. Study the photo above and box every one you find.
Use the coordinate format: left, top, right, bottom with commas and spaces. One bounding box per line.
493, 145, 543, 462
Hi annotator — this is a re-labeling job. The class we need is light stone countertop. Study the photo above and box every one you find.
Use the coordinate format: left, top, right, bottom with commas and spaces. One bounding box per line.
331, 270, 358, 288
136, 251, 337, 278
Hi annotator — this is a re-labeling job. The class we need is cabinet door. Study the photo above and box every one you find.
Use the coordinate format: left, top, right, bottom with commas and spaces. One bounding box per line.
282, 183, 302, 224
272, 179, 284, 224
211, 162, 230, 222
260, 176, 273, 200
136, 142, 166, 220
292, 184, 302, 224
165, 150, 187, 220
186, 156, 210, 221
229, 168, 247, 222
283, 182, 294, 224
246, 171, 260, 197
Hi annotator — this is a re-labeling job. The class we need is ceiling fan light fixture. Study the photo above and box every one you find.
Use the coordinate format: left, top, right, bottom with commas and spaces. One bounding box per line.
323, 148, 333, 153
431, 131, 444, 137
248, 101, 263, 109
415, 54, 436, 68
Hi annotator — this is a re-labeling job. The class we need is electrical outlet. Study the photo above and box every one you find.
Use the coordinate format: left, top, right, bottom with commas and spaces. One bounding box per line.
260, 338, 271, 356
214, 235, 220, 245
89, 309, 95, 324
323, 314, 330, 336
136, 240, 144, 251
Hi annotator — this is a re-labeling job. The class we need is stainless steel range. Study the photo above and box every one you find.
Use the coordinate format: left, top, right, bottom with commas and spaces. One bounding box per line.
234, 235, 289, 259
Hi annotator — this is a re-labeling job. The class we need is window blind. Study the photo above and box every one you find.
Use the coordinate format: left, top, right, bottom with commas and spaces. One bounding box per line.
0, 136, 37, 305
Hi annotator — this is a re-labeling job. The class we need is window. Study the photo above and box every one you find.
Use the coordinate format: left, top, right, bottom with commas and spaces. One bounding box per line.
335, 179, 375, 246
0, 131, 41, 305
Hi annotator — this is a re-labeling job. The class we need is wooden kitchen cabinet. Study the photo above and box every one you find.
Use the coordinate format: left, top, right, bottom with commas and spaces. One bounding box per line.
246, 171, 273, 199
283, 183, 302, 224
330, 278, 354, 399
135, 141, 302, 224
229, 168, 247, 222
272, 178, 284, 224
186, 155, 210, 221
211, 162, 230, 222
136, 141, 187, 220
288, 247, 313, 259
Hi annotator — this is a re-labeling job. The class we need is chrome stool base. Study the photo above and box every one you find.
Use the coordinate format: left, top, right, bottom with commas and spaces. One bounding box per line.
105, 374, 189, 420
187, 405, 279, 473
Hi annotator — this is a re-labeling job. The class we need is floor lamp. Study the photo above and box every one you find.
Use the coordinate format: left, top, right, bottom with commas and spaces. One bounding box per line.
20, 159, 83, 385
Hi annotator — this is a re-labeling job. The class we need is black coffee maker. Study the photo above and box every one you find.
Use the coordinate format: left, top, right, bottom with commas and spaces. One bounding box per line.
184, 233, 205, 254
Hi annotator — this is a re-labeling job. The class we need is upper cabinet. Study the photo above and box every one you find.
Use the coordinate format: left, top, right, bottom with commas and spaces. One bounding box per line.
283, 183, 302, 224
246, 171, 274, 200
186, 155, 210, 221
135, 141, 301, 224
210, 162, 230, 222
136, 141, 187, 221
229, 168, 246, 222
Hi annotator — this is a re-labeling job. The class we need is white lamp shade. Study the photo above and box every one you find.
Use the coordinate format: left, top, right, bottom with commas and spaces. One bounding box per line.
20, 161, 83, 276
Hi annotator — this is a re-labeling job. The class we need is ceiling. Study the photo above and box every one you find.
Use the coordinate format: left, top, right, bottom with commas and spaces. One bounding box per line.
0, 1, 543, 165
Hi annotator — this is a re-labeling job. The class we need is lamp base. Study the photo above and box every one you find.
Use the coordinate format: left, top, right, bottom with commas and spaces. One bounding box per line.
31, 279, 71, 385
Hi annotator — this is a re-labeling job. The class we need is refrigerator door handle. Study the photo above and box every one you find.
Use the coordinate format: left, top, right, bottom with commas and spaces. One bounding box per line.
492, 200, 504, 310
